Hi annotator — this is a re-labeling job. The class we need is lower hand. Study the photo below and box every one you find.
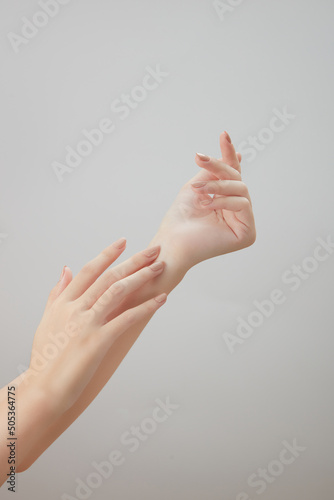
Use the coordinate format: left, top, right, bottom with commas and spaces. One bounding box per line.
27, 240, 167, 415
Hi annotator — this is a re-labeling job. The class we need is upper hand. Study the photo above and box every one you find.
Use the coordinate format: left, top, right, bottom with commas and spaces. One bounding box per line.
157, 132, 256, 268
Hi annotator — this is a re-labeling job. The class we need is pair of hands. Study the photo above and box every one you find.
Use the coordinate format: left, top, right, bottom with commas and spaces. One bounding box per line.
27, 131, 256, 417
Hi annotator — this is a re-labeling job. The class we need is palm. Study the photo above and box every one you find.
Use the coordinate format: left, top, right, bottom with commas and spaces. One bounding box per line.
161, 173, 240, 264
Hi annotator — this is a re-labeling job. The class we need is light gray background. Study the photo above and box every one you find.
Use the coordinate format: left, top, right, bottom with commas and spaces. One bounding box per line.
1, 0, 333, 499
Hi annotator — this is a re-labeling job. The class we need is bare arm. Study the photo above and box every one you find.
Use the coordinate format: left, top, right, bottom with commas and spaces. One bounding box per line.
16, 235, 187, 472
4, 132, 255, 476
0, 240, 169, 482
0, 379, 60, 487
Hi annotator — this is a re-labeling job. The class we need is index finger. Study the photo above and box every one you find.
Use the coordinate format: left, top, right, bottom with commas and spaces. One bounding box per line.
219, 131, 241, 173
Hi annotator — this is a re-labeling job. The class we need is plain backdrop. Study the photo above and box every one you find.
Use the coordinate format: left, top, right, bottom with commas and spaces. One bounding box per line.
0, 1, 333, 499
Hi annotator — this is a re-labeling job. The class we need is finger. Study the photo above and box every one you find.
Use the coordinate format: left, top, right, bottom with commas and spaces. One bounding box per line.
80, 245, 161, 309
46, 266, 72, 309
195, 154, 241, 181
187, 166, 219, 186
219, 131, 241, 172
236, 152, 242, 163
191, 180, 251, 202
99, 293, 167, 348
199, 196, 254, 227
63, 238, 127, 301
92, 261, 165, 320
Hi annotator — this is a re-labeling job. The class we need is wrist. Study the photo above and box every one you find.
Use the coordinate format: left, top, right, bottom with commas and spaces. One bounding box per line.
21, 369, 65, 421
149, 228, 190, 281
14, 372, 62, 473
124, 229, 189, 307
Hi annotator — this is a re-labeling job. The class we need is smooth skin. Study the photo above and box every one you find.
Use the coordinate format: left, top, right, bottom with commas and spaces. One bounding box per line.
0, 132, 255, 484
0, 241, 167, 485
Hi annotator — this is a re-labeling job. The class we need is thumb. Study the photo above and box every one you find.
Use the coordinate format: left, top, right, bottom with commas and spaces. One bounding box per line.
46, 266, 73, 308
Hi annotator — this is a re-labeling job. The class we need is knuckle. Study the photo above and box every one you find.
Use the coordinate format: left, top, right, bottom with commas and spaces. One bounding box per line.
81, 308, 96, 326
233, 169, 242, 181
68, 301, 83, 319
88, 308, 97, 323
79, 297, 91, 310
132, 253, 144, 267
111, 280, 125, 295
110, 266, 123, 282
239, 182, 249, 196
240, 197, 251, 209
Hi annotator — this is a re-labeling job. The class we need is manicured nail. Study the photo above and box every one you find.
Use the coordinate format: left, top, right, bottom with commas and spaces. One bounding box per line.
191, 181, 207, 188
114, 237, 127, 249
155, 293, 167, 304
196, 153, 210, 162
201, 198, 213, 206
144, 245, 160, 258
59, 266, 66, 281
150, 261, 164, 272
224, 131, 232, 144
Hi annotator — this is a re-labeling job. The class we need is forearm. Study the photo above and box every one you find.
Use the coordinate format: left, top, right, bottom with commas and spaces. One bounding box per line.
0, 377, 59, 487
17, 230, 189, 472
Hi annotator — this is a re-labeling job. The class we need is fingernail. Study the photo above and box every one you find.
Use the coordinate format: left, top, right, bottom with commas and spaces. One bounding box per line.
150, 261, 164, 272
155, 293, 167, 304
114, 237, 127, 249
59, 266, 66, 281
224, 131, 232, 144
191, 181, 207, 188
196, 153, 210, 162
201, 198, 213, 206
144, 245, 160, 258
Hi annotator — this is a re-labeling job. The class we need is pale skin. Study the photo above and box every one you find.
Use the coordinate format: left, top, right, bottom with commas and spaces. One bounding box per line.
0, 132, 255, 486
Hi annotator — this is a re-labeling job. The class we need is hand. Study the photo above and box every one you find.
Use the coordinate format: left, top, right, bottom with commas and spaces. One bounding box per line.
157, 131, 256, 268
26, 239, 167, 415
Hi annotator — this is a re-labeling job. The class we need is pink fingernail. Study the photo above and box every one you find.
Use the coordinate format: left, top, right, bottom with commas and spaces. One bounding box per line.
224, 131, 232, 144
150, 261, 164, 272
201, 199, 213, 206
144, 245, 161, 258
114, 237, 127, 249
191, 181, 207, 188
155, 293, 167, 304
196, 153, 210, 162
